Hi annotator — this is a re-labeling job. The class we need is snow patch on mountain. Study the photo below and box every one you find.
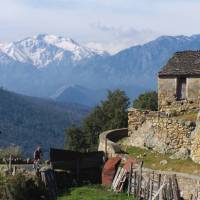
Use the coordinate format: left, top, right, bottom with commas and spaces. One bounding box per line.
0, 34, 108, 68
50, 84, 69, 99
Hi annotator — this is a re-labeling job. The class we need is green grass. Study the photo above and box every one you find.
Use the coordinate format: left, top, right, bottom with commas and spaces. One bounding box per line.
57, 185, 134, 200
175, 111, 198, 121
123, 146, 200, 175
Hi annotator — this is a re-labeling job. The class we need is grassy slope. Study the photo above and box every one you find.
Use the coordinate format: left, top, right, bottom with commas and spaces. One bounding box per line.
124, 146, 200, 175
58, 185, 134, 200
0, 88, 90, 156
175, 111, 198, 121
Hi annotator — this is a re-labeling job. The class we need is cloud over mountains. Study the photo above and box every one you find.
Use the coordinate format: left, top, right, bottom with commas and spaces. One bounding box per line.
1, 0, 200, 53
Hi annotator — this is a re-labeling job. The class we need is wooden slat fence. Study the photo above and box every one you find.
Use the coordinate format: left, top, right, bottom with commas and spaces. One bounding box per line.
112, 163, 200, 200
50, 148, 104, 184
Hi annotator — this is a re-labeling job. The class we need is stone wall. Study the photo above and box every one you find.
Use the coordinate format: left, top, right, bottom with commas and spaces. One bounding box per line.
128, 108, 196, 156
158, 77, 177, 111
158, 77, 200, 113
141, 168, 200, 200
98, 126, 200, 200
191, 112, 200, 163
98, 128, 128, 158
187, 78, 200, 99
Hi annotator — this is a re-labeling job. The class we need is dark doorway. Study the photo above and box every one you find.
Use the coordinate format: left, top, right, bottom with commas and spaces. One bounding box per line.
177, 77, 186, 100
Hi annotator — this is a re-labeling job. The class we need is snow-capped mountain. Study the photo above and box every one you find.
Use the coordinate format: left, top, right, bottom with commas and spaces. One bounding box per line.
1, 34, 200, 105
0, 34, 108, 68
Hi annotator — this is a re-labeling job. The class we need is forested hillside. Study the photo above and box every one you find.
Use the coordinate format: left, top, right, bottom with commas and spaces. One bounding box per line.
0, 88, 90, 156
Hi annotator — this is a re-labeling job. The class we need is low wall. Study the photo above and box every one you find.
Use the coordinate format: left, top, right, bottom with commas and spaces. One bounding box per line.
98, 128, 128, 158
141, 168, 200, 200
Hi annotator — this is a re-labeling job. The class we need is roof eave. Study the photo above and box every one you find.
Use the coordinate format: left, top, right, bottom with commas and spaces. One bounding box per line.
159, 73, 200, 78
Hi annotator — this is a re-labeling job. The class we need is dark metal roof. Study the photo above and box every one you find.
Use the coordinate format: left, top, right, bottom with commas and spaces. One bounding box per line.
159, 51, 200, 77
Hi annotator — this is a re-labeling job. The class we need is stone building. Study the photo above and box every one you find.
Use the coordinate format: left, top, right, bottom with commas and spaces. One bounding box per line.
158, 51, 200, 113
127, 51, 200, 163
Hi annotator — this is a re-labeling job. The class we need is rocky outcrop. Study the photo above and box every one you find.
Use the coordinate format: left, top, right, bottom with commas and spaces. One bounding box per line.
191, 112, 200, 163
169, 148, 190, 160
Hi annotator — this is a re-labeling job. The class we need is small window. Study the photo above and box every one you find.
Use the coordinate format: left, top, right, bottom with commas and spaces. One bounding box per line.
176, 77, 186, 100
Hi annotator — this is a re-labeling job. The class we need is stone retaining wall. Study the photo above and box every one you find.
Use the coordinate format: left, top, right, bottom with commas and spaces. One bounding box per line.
128, 108, 196, 156
98, 127, 200, 200
98, 128, 128, 158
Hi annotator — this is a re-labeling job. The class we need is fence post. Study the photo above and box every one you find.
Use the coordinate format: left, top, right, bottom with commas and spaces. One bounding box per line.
128, 163, 133, 196
157, 174, 161, 200
172, 174, 180, 200
40, 168, 57, 200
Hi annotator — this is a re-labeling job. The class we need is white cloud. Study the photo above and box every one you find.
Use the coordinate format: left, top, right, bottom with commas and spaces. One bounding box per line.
0, 0, 200, 53
87, 24, 159, 53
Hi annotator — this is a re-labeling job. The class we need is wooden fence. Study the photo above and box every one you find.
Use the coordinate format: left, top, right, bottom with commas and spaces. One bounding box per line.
50, 148, 104, 184
112, 162, 200, 200
41, 168, 57, 200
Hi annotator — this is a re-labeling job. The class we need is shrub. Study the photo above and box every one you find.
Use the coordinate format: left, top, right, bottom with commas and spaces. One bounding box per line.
133, 91, 158, 111
0, 146, 22, 159
0, 173, 47, 200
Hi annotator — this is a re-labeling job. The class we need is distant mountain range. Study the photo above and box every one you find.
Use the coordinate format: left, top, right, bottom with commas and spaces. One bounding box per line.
1, 34, 200, 106
51, 85, 107, 106
0, 88, 90, 156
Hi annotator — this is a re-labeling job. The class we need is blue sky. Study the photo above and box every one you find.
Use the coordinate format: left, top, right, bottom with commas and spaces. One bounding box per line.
0, 0, 200, 53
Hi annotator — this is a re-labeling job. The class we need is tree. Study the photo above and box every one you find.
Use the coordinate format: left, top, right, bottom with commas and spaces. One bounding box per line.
133, 91, 158, 111
65, 89, 129, 151
83, 89, 129, 149
65, 125, 87, 152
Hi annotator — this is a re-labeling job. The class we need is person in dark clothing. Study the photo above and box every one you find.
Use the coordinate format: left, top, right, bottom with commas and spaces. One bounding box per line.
34, 146, 42, 160
33, 146, 42, 171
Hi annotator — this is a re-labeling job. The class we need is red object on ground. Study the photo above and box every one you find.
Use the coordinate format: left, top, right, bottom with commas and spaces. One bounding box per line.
102, 156, 121, 186
123, 158, 139, 172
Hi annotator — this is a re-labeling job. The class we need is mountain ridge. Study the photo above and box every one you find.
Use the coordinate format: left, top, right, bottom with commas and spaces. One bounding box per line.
0, 34, 109, 68
1, 34, 200, 105
0, 88, 90, 156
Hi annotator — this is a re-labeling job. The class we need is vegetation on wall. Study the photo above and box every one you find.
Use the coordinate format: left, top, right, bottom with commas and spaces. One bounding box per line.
133, 91, 158, 111
65, 89, 129, 151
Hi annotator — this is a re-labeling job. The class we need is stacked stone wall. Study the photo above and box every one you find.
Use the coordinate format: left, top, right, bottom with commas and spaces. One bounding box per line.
158, 92, 200, 114
128, 108, 196, 155
158, 77, 200, 113
190, 113, 200, 163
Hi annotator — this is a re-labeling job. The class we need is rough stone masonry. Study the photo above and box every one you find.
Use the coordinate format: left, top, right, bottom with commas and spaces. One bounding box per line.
158, 51, 200, 114
126, 51, 200, 162
127, 109, 198, 159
